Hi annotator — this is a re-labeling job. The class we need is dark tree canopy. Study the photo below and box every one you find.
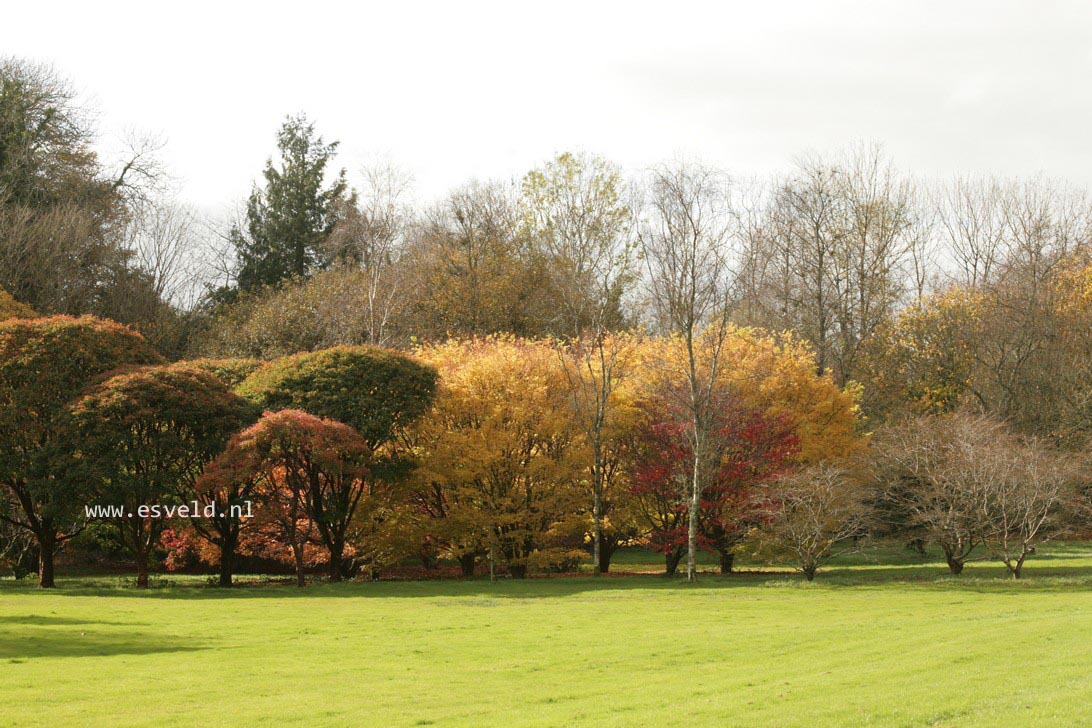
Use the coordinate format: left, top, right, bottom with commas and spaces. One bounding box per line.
0, 315, 163, 587
231, 114, 354, 293
68, 363, 257, 586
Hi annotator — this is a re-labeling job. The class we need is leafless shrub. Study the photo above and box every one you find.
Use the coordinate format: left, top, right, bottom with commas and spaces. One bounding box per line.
749, 462, 873, 581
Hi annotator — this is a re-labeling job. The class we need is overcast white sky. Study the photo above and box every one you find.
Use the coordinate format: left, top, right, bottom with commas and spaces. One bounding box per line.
4, 0, 1092, 211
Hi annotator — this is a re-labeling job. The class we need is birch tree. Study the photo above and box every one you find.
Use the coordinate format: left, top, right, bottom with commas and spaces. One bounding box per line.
324, 162, 414, 346
640, 160, 739, 581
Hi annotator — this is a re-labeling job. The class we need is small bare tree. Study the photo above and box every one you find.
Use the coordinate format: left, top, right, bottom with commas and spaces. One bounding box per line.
750, 462, 872, 581
979, 437, 1082, 578
871, 412, 1006, 574
873, 411, 1085, 578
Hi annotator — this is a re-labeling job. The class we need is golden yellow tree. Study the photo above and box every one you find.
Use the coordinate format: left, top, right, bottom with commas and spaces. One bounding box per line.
639, 326, 863, 464
411, 338, 586, 577
858, 289, 983, 423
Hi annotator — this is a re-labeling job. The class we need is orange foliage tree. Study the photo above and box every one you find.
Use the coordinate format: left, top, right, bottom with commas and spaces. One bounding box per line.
199, 409, 375, 584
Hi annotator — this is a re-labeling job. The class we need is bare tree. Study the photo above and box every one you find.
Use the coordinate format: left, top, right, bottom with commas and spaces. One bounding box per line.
125, 198, 205, 310
873, 410, 1085, 578
640, 159, 739, 581
750, 462, 872, 581
738, 144, 921, 385
324, 162, 415, 346
979, 437, 1082, 578
0, 203, 104, 312
871, 412, 1004, 574
935, 176, 1008, 289
996, 176, 1091, 291
110, 129, 169, 208
932, 177, 1092, 437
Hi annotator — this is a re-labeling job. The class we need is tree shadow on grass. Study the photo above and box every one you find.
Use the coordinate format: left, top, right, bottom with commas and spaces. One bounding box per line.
5, 545, 1092, 601
0, 614, 153, 625
0, 618, 205, 660
1, 565, 1088, 603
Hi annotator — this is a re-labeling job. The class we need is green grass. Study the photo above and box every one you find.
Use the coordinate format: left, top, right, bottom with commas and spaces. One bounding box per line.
3, 545, 1092, 727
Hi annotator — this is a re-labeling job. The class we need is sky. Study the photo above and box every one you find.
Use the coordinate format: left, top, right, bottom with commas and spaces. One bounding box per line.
5, 0, 1092, 213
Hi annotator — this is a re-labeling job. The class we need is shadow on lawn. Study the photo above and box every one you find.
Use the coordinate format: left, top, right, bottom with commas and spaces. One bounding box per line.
0, 616, 204, 660
4, 560, 1092, 601
0, 615, 145, 627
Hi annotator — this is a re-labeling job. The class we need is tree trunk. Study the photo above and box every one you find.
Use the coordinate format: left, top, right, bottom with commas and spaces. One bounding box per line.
420, 551, 439, 570
133, 532, 151, 588
803, 565, 817, 582
37, 532, 56, 589
687, 450, 700, 583
328, 555, 342, 582
218, 539, 236, 587
597, 535, 615, 574
458, 553, 476, 577
292, 542, 306, 587
665, 549, 683, 576
327, 535, 346, 582
592, 442, 603, 576
945, 555, 964, 575
719, 551, 735, 575
592, 487, 602, 576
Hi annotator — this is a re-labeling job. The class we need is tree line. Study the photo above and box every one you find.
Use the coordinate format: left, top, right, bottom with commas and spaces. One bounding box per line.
2, 314, 1087, 588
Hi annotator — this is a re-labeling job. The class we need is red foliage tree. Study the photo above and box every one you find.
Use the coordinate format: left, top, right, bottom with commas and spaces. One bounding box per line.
630, 394, 799, 575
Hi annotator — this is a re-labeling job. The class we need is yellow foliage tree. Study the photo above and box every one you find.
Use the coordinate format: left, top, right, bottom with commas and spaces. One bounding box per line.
1052, 257, 1092, 440
636, 326, 864, 464
858, 289, 983, 422
411, 338, 587, 577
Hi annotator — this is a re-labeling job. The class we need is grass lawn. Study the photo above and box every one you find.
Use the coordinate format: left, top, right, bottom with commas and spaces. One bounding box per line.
2, 544, 1092, 727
